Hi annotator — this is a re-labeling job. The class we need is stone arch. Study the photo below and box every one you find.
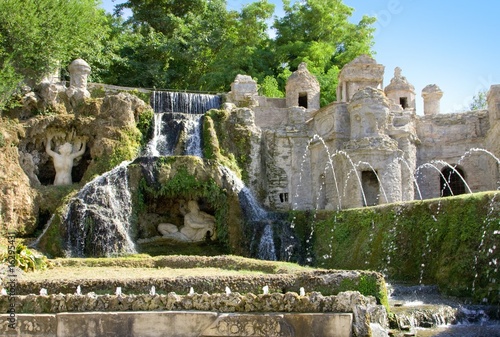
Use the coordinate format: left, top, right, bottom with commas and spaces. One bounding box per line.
440, 165, 466, 197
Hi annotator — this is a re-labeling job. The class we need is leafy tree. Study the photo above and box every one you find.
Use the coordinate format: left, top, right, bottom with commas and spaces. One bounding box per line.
259, 76, 284, 98
200, 0, 276, 91
0, 0, 109, 108
113, 0, 276, 92
469, 90, 487, 111
273, 0, 375, 105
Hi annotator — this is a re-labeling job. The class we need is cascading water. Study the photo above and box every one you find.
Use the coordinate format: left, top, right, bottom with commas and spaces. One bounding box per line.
151, 91, 221, 114
217, 165, 292, 261
145, 91, 220, 157
184, 114, 203, 157
144, 113, 204, 157
63, 162, 135, 257
258, 223, 277, 261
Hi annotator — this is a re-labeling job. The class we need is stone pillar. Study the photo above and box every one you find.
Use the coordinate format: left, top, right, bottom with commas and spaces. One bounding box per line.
421, 84, 443, 115
487, 84, 500, 124
66, 58, 91, 103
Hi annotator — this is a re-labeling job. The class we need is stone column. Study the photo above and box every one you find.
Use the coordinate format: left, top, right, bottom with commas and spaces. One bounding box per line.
421, 84, 443, 115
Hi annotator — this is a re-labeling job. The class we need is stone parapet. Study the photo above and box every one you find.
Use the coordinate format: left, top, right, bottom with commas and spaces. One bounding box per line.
0, 311, 356, 337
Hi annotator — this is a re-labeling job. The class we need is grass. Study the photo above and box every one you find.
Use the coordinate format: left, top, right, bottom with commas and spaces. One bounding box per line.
19, 266, 266, 282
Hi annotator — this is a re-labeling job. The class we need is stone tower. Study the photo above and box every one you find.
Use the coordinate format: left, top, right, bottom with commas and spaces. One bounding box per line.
336, 55, 384, 102
285, 62, 320, 112
384, 67, 416, 110
421, 84, 443, 115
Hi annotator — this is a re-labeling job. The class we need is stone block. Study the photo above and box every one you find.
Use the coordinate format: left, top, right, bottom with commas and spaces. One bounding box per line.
285, 313, 353, 337
56, 311, 218, 337
0, 314, 57, 337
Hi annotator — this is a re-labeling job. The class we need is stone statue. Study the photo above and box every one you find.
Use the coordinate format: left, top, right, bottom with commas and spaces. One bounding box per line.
45, 134, 86, 185
66, 58, 91, 103
158, 200, 216, 242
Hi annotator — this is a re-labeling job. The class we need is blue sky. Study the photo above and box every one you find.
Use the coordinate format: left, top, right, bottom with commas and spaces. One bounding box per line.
101, 0, 500, 114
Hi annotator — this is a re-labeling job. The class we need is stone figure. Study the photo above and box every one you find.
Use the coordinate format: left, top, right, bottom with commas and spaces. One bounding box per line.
66, 58, 91, 103
158, 200, 216, 242
46, 135, 86, 185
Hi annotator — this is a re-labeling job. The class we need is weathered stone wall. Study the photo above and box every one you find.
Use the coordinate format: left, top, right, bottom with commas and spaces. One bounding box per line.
415, 110, 492, 198
0, 311, 357, 337
0, 289, 388, 337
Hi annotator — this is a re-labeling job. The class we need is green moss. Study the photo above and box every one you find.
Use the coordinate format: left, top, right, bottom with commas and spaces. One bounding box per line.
83, 127, 141, 182
136, 108, 154, 147
202, 109, 253, 183
307, 192, 500, 304
90, 85, 106, 98
337, 274, 389, 310
127, 89, 151, 104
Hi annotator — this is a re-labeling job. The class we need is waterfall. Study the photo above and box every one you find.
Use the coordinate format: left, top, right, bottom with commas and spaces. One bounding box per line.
145, 113, 167, 157
144, 113, 204, 157
151, 91, 221, 114
218, 165, 279, 260
63, 162, 136, 257
184, 114, 203, 157
258, 223, 277, 261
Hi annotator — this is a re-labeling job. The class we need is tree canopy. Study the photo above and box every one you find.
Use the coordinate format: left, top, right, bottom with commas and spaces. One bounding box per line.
0, 0, 376, 109
0, 0, 109, 109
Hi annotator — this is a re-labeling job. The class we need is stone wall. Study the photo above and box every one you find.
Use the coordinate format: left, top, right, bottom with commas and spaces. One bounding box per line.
0, 311, 356, 337
0, 290, 387, 337
415, 110, 492, 198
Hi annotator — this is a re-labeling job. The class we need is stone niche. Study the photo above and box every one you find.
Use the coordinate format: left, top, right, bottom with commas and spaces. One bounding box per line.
285, 62, 320, 112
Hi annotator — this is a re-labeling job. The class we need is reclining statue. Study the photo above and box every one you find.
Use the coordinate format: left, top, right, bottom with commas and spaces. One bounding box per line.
46, 134, 86, 185
158, 200, 216, 242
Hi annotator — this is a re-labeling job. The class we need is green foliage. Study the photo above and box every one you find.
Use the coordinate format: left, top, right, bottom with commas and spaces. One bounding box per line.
0, 0, 109, 88
469, 90, 487, 111
305, 192, 500, 303
136, 108, 154, 147
259, 76, 284, 98
1, 244, 49, 272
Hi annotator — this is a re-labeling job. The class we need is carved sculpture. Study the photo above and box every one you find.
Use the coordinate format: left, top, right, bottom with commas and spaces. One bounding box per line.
46, 134, 86, 185
158, 200, 216, 242
66, 58, 91, 103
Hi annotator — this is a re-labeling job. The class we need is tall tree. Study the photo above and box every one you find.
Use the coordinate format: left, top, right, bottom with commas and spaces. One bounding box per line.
273, 0, 375, 105
112, 0, 276, 92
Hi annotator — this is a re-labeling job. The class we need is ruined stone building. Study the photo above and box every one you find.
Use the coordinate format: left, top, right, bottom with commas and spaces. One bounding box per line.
227, 55, 500, 210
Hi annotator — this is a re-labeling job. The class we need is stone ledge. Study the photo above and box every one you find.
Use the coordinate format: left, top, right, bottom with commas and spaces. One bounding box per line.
0, 311, 354, 337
